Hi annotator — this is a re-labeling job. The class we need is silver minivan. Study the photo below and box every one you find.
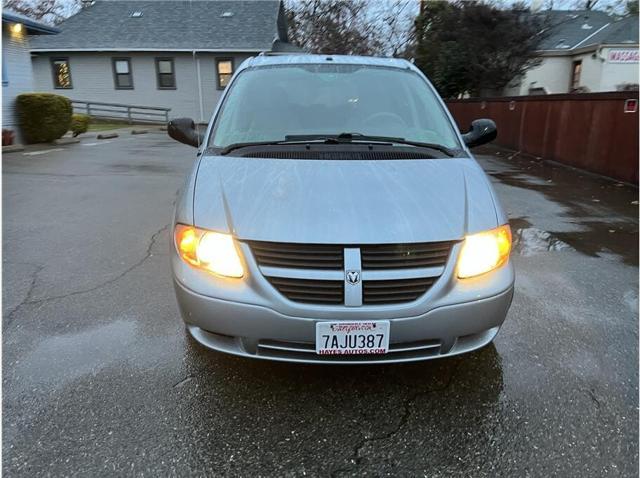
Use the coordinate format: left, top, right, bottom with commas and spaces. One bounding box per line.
168, 54, 514, 364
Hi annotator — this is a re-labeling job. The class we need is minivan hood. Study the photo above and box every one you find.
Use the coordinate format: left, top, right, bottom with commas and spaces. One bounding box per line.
193, 156, 500, 244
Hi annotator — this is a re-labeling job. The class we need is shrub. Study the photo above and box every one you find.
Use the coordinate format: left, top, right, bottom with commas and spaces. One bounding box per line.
70, 114, 91, 137
16, 93, 72, 144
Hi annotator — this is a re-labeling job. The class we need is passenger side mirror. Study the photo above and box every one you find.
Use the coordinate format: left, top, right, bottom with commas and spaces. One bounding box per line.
167, 117, 204, 148
462, 119, 497, 148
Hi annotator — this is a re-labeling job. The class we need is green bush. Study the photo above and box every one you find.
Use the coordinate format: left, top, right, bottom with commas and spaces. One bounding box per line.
16, 93, 72, 144
70, 113, 90, 137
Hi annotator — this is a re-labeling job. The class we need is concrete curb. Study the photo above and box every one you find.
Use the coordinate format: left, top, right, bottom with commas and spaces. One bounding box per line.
131, 129, 148, 135
53, 137, 80, 145
2, 144, 25, 153
97, 133, 119, 140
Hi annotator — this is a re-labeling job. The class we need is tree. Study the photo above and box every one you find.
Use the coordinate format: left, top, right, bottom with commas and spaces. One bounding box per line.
621, 0, 639, 14
3, 0, 84, 24
374, 0, 417, 57
285, 0, 383, 55
414, 1, 548, 98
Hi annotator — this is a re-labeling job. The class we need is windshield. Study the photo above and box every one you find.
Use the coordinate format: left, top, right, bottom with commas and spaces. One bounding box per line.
209, 64, 462, 150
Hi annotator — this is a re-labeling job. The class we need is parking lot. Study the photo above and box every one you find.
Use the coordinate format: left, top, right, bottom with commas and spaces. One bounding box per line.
3, 132, 638, 476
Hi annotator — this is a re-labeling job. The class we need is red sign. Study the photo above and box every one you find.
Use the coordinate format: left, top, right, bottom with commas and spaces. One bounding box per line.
624, 99, 637, 113
608, 49, 639, 64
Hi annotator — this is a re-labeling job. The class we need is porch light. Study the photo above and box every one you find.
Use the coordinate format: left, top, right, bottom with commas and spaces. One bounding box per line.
11, 23, 23, 34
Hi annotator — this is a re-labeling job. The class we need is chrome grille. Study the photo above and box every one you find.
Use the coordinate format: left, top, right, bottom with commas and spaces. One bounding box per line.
249, 241, 455, 306
257, 337, 442, 361
249, 241, 343, 269
267, 277, 343, 304
360, 242, 452, 269
363, 277, 437, 304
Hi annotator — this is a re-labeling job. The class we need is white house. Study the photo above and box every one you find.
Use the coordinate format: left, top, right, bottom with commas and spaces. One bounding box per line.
2, 10, 59, 144
507, 11, 639, 95
28, 0, 299, 122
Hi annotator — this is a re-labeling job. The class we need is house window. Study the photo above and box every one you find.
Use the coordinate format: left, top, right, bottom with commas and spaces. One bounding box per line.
155, 58, 176, 89
216, 58, 233, 89
570, 60, 582, 91
112, 58, 133, 89
51, 58, 72, 89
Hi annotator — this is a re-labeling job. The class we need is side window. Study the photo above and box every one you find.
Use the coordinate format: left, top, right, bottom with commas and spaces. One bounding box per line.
51, 58, 72, 89
155, 58, 176, 89
216, 58, 233, 89
112, 58, 133, 89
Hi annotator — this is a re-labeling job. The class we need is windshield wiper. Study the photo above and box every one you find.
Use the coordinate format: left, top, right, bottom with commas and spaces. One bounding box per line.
285, 133, 458, 157
336, 133, 458, 157
219, 140, 302, 155
220, 134, 459, 157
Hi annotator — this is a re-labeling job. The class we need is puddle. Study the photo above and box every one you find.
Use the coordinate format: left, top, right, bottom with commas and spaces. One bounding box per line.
509, 216, 638, 265
480, 150, 639, 221
510, 217, 574, 256
12, 320, 137, 387
479, 149, 638, 266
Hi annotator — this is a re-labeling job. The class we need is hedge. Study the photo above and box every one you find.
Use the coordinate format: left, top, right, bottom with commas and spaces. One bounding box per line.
16, 93, 72, 144
70, 114, 90, 137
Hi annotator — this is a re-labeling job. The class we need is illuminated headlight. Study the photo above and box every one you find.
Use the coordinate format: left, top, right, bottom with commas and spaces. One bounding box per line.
457, 225, 512, 279
174, 224, 244, 278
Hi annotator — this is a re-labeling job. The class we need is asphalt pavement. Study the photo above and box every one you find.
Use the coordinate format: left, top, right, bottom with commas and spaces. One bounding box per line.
3, 132, 638, 476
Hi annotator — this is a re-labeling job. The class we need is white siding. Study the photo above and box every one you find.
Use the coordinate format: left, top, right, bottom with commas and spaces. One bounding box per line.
599, 47, 639, 91
509, 47, 639, 96
2, 24, 35, 136
573, 52, 602, 92
516, 56, 573, 95
31, 51, 253, 121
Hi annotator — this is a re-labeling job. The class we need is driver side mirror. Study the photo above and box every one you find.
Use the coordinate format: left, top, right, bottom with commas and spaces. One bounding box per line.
462, 119, 497, 148
167, 117, 204, 148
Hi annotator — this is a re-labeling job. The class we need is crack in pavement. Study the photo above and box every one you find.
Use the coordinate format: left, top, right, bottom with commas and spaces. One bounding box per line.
330, 359, 463, 478
587, 388, 601, 410
4, 223, 170, 329
3, 262, 45, 329
173, 374, 195, 389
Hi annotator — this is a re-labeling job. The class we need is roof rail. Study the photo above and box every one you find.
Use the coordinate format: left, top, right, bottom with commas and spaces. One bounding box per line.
259, 51, 297, 56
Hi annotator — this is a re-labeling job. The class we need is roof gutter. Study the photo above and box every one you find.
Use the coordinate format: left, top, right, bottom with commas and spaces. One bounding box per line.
2, 12, 60, 34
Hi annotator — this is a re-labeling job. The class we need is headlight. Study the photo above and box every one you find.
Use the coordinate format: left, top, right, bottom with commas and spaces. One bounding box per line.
174, 224, 244, 278
457, 224, 512, 279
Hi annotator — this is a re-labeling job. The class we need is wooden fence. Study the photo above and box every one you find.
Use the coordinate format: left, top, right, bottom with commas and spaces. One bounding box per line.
446, 92, 639, 184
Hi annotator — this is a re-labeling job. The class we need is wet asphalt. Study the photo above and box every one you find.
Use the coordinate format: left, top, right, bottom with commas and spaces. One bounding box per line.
2, 133, 638, 477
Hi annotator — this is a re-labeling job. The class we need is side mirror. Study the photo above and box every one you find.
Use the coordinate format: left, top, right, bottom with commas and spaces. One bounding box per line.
462, 119, 497, 148
167, 117, 204, 148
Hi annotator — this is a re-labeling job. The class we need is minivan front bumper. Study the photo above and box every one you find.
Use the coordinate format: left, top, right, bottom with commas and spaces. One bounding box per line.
174, 278, 514, 364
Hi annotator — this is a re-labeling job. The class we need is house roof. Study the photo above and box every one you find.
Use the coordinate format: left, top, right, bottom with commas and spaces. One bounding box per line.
2, 9, 60, 34
29, 0, 286, 52
580, 14, 639, 48
537, 10, 613, 51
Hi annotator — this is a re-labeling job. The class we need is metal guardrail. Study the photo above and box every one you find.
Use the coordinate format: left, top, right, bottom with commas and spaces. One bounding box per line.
71, 100, 171, 124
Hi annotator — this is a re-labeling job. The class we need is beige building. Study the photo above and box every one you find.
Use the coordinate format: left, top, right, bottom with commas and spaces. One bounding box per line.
507, 11, 638, 96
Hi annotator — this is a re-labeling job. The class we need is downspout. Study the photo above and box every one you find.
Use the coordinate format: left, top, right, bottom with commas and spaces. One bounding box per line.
193, 50, 204, 123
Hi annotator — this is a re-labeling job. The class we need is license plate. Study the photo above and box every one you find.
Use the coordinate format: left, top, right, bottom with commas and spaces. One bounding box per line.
315, 321, 390, 356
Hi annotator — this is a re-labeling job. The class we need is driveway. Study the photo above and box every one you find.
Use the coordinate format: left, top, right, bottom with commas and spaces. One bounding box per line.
3, 133, 638, 476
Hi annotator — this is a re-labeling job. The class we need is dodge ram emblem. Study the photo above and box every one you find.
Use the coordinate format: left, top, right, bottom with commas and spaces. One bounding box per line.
346, 270, 361, 285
